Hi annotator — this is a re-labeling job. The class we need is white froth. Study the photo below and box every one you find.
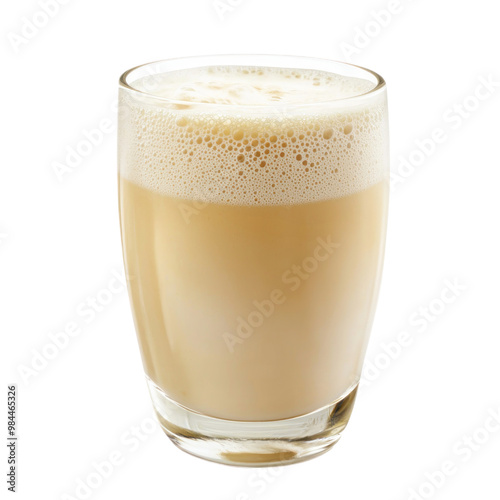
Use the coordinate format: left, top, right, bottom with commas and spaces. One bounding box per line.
119, 65, 388, 205
132, 66, 376, 106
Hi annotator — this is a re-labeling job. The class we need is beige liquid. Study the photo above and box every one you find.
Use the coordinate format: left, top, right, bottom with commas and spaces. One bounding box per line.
119, 65, 389, 421
120, 179, 387, 420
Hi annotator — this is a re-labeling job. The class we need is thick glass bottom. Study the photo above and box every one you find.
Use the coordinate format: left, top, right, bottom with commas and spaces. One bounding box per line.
147, 378, 358, 467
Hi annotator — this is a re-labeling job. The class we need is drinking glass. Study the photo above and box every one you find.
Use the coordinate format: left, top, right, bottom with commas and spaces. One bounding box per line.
118, 55, 388, 466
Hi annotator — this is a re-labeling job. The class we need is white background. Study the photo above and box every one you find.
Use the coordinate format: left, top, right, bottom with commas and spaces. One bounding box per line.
2, 0, 500, 499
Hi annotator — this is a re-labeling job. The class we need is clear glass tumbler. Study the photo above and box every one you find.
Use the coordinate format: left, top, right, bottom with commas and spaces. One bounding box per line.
118, 55, 388, 466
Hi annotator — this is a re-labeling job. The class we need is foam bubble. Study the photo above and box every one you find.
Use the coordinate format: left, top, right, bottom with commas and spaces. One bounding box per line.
119, 65, 388, 205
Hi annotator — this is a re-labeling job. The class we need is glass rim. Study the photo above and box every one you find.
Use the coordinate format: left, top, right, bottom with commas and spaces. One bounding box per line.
118, 54, 386, 110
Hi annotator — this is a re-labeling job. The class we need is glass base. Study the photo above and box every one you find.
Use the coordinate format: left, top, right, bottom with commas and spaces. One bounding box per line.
147, 378, 358, 467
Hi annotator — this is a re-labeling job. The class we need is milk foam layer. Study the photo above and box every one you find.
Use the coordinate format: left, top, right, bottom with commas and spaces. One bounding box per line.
119, 65, 388, 205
